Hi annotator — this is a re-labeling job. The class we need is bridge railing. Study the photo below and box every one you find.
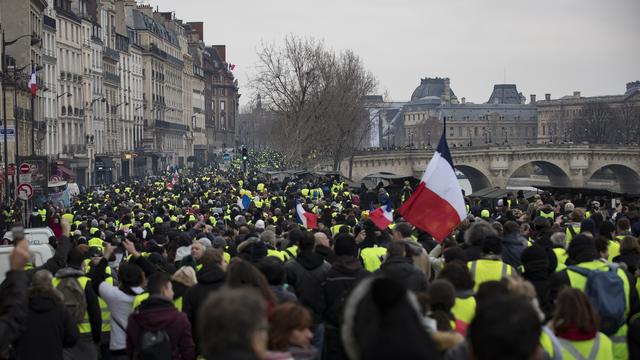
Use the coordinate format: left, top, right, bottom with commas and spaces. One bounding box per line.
352, 143, 636, 156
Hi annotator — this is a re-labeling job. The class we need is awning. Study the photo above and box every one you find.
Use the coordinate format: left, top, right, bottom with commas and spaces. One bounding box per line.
95, 156, 115, 170
56, 164, 76, 178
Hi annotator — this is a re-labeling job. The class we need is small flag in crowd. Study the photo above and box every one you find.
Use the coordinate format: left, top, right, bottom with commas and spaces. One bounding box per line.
237, 194, 252, 210
228, 63, 236, 71
296, 202, 318, 229
399, 130, 466, 242
369, 202, 393, 230
28, 63, 37, 97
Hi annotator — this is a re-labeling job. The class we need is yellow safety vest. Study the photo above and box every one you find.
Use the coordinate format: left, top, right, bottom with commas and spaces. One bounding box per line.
62, 213, 74, 223
88, 238, 105, 251
286, 245, 298, 258
52, 276, 92, 333
132, 293, 150, 310
553, 248, 568, 272
360, 246, 387, 272
99, 277, 113, 332
451, 294, 476, 326
608, 240, 621, 262
173, 297, 183, 312
557, 332, 613, 360
267, 249, 286, 262
468, 259, 516, 292
539, 211, 555, 220
566, 261, 629, 360
565, 225, 581, 244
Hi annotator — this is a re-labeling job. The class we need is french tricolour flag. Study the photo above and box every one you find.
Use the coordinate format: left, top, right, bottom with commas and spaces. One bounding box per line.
369, 203, 393, 230
399, 130, 466, 242
296, 202, 318, 229
28, 64, 37, 97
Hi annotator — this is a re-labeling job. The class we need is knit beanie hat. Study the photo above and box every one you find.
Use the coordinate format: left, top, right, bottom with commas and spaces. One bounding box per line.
428, 279, 456, 312
334, 233, 357, 257
482, 236, 502, 255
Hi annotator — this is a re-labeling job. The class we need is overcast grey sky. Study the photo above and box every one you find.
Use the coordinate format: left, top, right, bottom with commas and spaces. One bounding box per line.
147, 0, 640, 105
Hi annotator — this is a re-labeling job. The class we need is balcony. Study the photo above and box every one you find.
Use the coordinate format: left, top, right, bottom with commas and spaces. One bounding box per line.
104, 72, 120, 85
44, 15, 56, 29
104, 47, 119, 61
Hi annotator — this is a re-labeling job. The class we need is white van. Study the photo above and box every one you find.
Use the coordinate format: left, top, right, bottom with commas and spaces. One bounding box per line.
0, 227, 56, 283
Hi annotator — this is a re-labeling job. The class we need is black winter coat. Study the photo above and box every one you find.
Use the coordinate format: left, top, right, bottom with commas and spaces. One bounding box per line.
182, 263, 226, 349
15, 294, 79, 360
613, 251, 640, 275
376, 255, 428, 293
323, 256, 369, 327
285, 250, 331, 324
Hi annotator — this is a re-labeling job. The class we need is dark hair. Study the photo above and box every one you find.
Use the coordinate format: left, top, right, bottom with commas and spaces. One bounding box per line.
393, 222, 413, 238
199, 288, 267, 360
118, 263, 144, 289
617, 217, 631, 231
288, 229, 304, 246
503, 221, 520, 236
552, 287, 599, 335
438, 262, 474, 291
68, 245, 89, 267
387, 241, 405, 257
256, 256, 286, 286
428, 279, 456, 331
226, 259, 277, 304
475, 280, 510, 307
443, 247, 466, 264
469, 296, 541, 360
298, 231, 315, 251
594, 236, 609, 255
268, 302, 313, 351
146, 272, 172, 295
599, 221, 615, 239
201, 248, 224, 267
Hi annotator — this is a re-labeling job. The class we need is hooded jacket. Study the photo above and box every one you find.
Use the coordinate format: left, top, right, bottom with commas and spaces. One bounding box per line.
323, 256, 370, 327
126, 296, 196, 360
501, 232, 527, 269
285, 250, 331, 324
15, 293, 79, 360
376, 255, 429, 293
182, 263, 226, 348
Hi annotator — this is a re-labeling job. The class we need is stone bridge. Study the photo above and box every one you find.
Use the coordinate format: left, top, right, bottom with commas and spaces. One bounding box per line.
339, 145, 640, 193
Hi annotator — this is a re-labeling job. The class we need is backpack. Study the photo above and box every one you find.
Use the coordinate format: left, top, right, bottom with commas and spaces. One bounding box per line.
56, 277, 87, 323
137, 328, 172, 360
568, 264, 626, 335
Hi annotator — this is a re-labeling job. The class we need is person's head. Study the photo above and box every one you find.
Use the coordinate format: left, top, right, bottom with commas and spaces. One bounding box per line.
171, 266, 197, 288
191, 241, 206, 261
386, 241, 406, 258
566, 234, 599, 264
334, 233, 358, 257
428, 279, 456, 331
550, 232, 566, 248
594, 236, 609, 260
392, 222, 413, 241
118, 262, 145, 289
552, 287, 599, 335
341, 277, 440, 360
226, 258, 277, 304
620, 235, 640, 254
570, 208, 585, 223
469, 296, 542, 360
199, 288, 268, 360
617, 217, 631, 233
268, 302, 314, 351
599, 221, 616, 240
260, 230, 276, 247
201, 248, 226, 271
464, 221, 498, 247
67, 244, 89, 269
256, 256, 286, 286
147, 272, 174, 300
313, 231, 330, 248
30, 270, 63, 302
437, 261, 474, 292
503, 221, 520, 236
443, 246, 466, 264
298, 231, 315, 251
482, 235, 502, 256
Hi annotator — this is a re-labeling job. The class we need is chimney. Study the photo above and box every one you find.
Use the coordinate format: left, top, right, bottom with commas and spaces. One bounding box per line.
188, 22, 204, 41
573, 91, 581, 98
545, 93, 551, 101
461, 97, 466, 104
530, 94, 536, 104
137, 4, 153, 17
213, 45, 226, 62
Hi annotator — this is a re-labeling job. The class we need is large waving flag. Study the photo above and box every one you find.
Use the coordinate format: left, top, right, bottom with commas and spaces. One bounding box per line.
399, 130, 466, 242
296, 202, 318, 229
369, 203, 393, 230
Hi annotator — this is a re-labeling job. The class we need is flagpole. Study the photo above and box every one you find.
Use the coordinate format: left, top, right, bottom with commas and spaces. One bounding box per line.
30, 61, 35, 155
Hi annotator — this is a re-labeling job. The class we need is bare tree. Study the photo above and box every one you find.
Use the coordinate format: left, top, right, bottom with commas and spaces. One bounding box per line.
574, 101, 612, 143
250, 35, 377, 169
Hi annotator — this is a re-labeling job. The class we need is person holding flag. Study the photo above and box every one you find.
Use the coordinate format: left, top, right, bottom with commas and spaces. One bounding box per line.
399, 126, 467, 243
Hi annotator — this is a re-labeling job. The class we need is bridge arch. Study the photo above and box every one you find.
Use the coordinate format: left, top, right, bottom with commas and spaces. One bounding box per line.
588, 164, 640, 193
455, 165, 492, 193
507, 160, 572, 188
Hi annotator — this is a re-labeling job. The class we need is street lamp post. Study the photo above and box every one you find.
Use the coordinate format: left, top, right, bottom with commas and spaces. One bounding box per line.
468, 128, 472, 147
427, 130, 431, 148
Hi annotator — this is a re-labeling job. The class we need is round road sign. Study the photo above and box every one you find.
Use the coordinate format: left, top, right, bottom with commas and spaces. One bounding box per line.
19, 163, 30, 174
17, 183, 33, 200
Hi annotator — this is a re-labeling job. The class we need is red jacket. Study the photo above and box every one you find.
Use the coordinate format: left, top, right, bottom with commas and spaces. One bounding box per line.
126, 296, 196, 360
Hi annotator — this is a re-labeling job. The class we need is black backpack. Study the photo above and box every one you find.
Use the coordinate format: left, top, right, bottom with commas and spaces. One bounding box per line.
137, 328, 172, 360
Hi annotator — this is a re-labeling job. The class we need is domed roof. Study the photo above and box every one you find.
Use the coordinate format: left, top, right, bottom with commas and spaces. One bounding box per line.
411, 77, 457, 101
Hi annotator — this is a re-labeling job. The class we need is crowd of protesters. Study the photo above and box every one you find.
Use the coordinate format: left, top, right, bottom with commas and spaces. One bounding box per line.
0, 163, 639, 360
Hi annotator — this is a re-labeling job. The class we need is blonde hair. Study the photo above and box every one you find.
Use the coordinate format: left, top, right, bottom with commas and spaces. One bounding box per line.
171, 266, 198, 287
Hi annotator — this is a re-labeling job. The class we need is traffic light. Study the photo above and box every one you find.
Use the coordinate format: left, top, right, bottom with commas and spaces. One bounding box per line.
242, 147, 248, 161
